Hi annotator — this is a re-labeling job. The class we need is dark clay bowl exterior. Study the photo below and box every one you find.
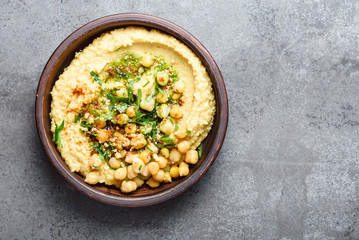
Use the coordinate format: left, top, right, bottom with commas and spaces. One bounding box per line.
35, 13, 228, 207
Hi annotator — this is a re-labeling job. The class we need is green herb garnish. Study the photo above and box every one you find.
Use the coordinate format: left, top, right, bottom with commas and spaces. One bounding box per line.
158, 136, 176, 147
151, 124, 157, 141
198, 144, 202, 158
52, 120, 64, 148
101, 110, 115, 120
174, 123, 179, 131
156, 83, 165, 95
135, 89, 142, 114
146, 89, 155, 102
80, 120, 93, 128
143, 81, 150, 87
90, 109, 100, 117
139, 165, 142, 171
114, 102, 128, 113
128, 79, 134, 101
92, 165, 100, 170
108, 93, 129, 103
146, 144, 154, 152
186, 131, 191, 135
92, 142, 109, 161
90, 71, 102, 86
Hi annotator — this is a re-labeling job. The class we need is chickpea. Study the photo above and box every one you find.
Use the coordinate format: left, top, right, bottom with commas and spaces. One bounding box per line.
121, 180, 137, 193
133, 177, 144, 187
140, 98, 155, 112
109, 157, 121, 169
140, 165, 150, 177
146, 177, 160, 188
113, 132, 123, 147
125, 123, 137, 135
185, 149, 199, 164
178, 162, 189, 177
152, 169, 165, 182
163, 172, 172, 183
127, 165, 138, 179
90, 154, 102, 169
117, 113, 129, 125
146, 142, 158, 154
139, 150, 151, 164
173, 80, 185, 93
172, 93, 181, 100
132, 158, 145, 173
96, 129, 110, 142
179, 161, 189, 168
148, 162, 160, 175
156, 93, 168, 103
169, 149, 182, 163
95, 117, 107, 129
159, 118, 174, 135
131, 134, 147, 149
114, 167, 127, 180
156, 156, 168, 168
160, 148, 170, 158
126, 106, 136, 118
116, 88, 128, 98
170, 165, 180, 178
115, 150, 126, 159
119, 149, 127, 158
139, 125, 152, 134
157, 104, 170, 118
156, 71, 169, 86
170, 105, 183, 119
175, 125, 187, 139
179, 165, 189, 177
121, 137, 131, 149
125, 152, 137, 164
141, 54, 154, 67
85, 171, 99, 185
177, 141, 190, 153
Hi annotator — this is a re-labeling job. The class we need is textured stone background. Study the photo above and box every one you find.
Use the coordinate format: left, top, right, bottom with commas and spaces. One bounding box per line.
1, 0, 359, 239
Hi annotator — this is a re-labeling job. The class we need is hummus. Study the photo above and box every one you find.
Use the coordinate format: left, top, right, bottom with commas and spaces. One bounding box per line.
50, 27, 215, 193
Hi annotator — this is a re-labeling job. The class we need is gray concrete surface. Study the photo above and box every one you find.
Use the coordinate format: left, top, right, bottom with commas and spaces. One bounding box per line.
1, 0, 359, 239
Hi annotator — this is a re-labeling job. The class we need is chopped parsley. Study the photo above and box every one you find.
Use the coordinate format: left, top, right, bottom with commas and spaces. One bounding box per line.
52, 120, 65, 148
143, 81, 150, 87
158, 135, 176, 148
156, 83, 165, 95
90, 109, 100, 117
146, 144, 154, 152
198, 144, 202, 158
80, 120, 93, 128
90, 71, 102, 86
135, 89, 142, 114
128, 79, 134, 101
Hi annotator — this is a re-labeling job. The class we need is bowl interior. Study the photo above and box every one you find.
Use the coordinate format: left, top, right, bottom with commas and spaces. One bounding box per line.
36, 14, 227, 206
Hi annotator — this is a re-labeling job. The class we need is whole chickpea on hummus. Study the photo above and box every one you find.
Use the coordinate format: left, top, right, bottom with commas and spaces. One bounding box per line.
50, 27, 215, 193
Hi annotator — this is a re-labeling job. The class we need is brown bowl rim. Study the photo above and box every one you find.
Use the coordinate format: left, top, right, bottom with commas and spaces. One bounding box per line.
35, 13, 228, 207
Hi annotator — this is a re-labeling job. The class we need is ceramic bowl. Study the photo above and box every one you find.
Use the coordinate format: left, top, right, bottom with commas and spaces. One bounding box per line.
35, 13, 228, 207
